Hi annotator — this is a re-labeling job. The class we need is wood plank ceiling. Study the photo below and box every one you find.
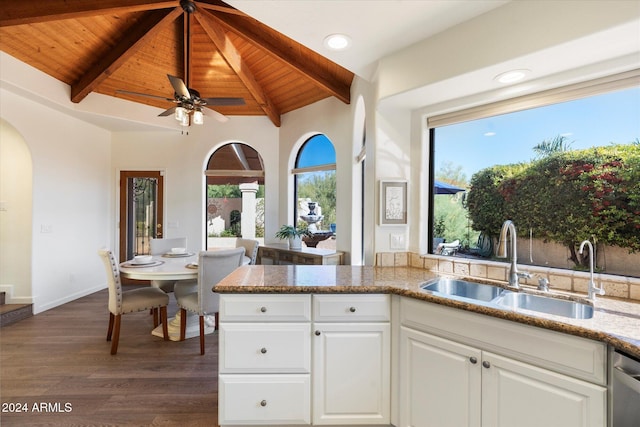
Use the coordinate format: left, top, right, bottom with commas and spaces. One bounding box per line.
0, 0, 354, 128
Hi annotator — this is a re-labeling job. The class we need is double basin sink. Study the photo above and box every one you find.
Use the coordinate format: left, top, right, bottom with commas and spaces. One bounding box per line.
421, 277, 594, 319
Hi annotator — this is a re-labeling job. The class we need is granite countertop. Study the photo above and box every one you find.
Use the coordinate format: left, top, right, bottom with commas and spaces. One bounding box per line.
215, 265, 640, 359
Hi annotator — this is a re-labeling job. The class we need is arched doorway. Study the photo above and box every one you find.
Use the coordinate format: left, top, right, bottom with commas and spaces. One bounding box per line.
205, 143, 265, 248
0, 119, 33, 304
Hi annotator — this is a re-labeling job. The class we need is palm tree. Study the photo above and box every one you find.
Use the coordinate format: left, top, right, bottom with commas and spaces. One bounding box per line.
533, 135, 573, 158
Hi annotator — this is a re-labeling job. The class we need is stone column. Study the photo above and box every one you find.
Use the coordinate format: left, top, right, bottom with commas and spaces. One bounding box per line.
239, 182, 259, 239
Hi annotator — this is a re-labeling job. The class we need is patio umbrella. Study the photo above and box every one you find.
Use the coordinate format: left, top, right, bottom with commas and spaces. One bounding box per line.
434, 180, 466, 194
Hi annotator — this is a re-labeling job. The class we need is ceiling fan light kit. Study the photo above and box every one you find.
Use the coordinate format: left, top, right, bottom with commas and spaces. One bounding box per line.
193, 109, 204, 125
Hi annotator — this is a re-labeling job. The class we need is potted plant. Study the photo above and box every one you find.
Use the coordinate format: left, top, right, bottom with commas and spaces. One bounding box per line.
275, 224, 309, 250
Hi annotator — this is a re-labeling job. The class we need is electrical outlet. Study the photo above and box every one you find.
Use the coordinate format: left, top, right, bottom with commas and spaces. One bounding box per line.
390, 233, 405, 250
40, 224, 53, 233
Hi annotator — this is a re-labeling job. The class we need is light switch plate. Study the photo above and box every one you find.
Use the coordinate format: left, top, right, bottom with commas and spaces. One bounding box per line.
390, 233, 405, 250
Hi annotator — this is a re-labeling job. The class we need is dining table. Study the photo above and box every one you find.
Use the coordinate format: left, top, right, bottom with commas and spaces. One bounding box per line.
118, 251, 211, 342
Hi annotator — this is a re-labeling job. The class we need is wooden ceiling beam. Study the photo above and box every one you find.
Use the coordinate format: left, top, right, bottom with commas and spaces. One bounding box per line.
206, 10, 353, 105
193, 0, 248, 17
195, 9, 281, 127
0, 0, 177, 27
70, 8, 183, 103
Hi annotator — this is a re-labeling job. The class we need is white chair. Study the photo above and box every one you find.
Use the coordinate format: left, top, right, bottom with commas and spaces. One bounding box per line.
235, 238, 259, 265
149, 237, 188, 293
176, 247, 245, 355
98, 249, 169, 355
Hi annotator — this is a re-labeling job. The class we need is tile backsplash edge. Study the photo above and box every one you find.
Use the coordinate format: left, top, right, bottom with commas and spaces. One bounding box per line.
375, 251, 640, 302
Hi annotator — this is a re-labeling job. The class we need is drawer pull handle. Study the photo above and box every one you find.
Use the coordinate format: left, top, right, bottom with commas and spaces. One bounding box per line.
260, 306, 267, 313
260, 400, 267, 407
260, 347, 267, 354
349, 306, 356, 313
482, 361, 491, 369
469, 357, 478, 364
315, 330, 321, 336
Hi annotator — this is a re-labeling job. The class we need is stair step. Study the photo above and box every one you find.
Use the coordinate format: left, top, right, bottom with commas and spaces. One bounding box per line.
0, 304, 33, 327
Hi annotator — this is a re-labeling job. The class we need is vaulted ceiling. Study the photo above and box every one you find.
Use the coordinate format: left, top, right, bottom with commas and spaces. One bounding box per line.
0, 0, 355, 127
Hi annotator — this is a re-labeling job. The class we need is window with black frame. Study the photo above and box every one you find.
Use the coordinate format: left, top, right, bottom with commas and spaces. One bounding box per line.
429, 84, 640, 277
293, 134, 337, 249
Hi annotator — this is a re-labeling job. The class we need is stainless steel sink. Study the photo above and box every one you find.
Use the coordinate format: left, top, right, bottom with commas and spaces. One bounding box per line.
494, 292, 594, 319
421, 278, 504, 302
421, 277, 594, 320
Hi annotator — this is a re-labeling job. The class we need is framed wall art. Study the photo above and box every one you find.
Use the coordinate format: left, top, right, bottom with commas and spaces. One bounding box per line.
380, 180, 407, 225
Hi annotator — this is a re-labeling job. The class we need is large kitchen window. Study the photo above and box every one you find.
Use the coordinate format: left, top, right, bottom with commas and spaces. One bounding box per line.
429, 74, 640, 277
293, 134, 337, 248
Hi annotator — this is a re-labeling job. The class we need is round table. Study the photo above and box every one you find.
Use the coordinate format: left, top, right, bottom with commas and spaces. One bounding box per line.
119, 254, 213, 342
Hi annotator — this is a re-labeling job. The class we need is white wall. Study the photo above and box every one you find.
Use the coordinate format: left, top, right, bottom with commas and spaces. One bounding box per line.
377, 0, 640, 101
0, 89, 111, 314
110, 116, 279, 256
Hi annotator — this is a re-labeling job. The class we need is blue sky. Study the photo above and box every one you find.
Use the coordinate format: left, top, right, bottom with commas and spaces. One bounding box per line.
435, 86, 640, 182
297, 134, 336, 167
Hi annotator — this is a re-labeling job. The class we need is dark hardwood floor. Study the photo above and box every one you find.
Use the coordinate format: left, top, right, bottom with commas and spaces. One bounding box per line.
0, 287, 218, 426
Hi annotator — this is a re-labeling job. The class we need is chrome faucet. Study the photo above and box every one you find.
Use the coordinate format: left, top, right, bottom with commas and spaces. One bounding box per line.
579, 240, 605, 301
497, 220, 531, 289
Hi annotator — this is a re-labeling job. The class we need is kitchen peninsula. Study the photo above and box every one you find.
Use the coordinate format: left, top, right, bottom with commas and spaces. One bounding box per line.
214, 265, 640, 427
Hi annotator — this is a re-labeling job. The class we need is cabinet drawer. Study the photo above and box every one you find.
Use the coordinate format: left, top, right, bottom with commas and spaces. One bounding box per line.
219, 374, 310, 425
219, 323, 311, 373
219, 294, 311, 322
313, 294, 390, 322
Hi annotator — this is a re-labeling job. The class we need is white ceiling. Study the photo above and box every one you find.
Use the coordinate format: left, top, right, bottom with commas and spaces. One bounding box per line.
228, 0, 640, 116
226, 0, 509, 80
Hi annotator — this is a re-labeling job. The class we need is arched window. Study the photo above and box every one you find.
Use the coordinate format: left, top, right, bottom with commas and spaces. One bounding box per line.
205, 143, 264, 247
293, 134, 336, 248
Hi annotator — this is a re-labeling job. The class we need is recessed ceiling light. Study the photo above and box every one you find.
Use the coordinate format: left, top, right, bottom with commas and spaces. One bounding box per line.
484, 132, 496, 137
324, 34, 351, 51
494, 69, 530, 84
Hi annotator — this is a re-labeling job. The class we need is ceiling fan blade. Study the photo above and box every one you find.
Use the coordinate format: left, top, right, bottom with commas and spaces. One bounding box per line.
158, 106, 177, 117
203, 106, 229, 123
167, 74, 190, 99
116, 89, 174, 102
202, 97, 245, 106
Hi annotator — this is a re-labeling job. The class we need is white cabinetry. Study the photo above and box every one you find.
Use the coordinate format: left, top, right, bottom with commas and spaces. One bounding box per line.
218, 294, 312, 425
400, 327, 481, 427
397, 297, 607, 427
312, 294, 390, 425
482, 351, 606, 427
218, 293, 391, 427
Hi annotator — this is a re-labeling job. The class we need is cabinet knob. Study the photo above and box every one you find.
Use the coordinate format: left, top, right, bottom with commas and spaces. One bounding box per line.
469, 357, 478, 364
315, 330, 321, 336
260, 306, 267, 313
482, 361, 491, 369
349, 306, 356, 313
260, 400, 267, 407
260, 347, 267, 354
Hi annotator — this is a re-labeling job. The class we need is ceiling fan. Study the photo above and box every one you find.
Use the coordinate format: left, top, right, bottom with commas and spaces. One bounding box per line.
116, 0, 244, 127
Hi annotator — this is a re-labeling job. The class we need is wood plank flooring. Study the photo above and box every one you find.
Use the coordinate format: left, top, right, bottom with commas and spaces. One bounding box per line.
0, 287, 218, 426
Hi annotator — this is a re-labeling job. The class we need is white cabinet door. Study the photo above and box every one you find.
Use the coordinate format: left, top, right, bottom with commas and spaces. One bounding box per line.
399, 326, 482, 427
312, 322, 390, 425
482, 352, 606, 427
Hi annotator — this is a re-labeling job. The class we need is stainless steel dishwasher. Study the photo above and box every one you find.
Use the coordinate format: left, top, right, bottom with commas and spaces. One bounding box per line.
612, 350, 640, 426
